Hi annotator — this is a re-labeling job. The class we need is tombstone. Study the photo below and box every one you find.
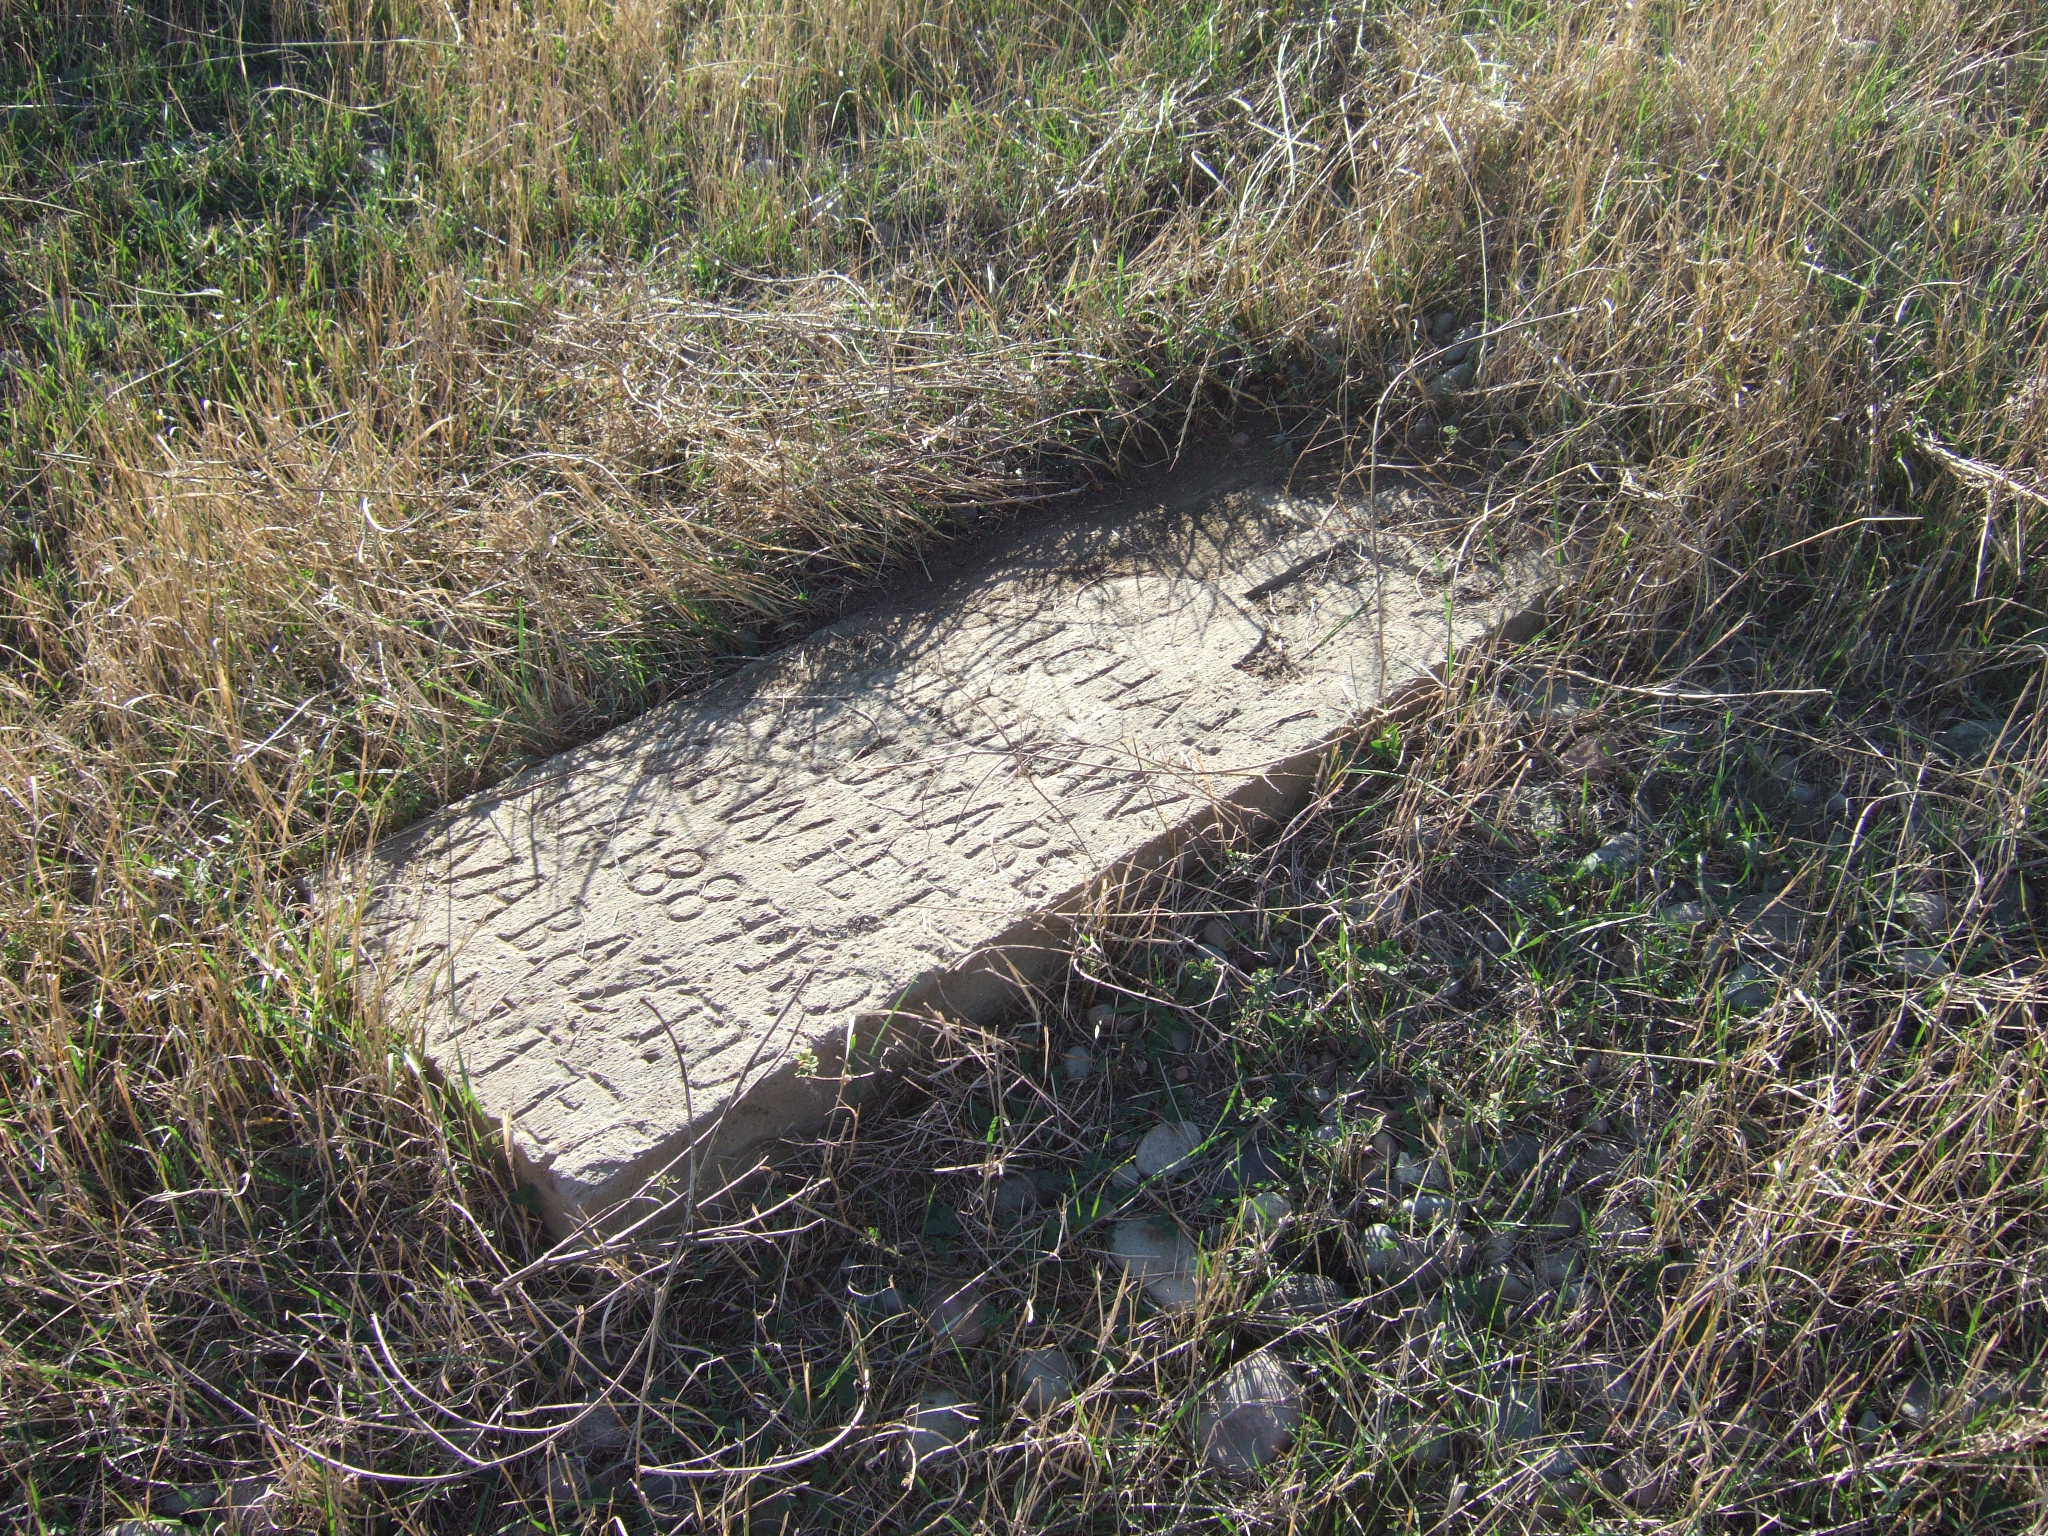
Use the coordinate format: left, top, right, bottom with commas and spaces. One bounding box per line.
347, 460, 1551, 1234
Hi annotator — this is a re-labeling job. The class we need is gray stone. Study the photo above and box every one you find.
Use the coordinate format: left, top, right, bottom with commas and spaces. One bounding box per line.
992, 1170, 1052, 1223
1400, 1193, 1458, 1228
1543, 1194, 1584, 1237
1535, 1250, 1579, 1289
844, 1263, 908, 1320
1594, 1204, 1657, 1258
207, 1477, 289, 1536
563, 1400, 632, 1461
1892, 945, 1952, 979
1108, 1218, 1203, 1311
1200, 918, 1237, 950
1197, 1351, 1304, 1474
1602, 1450, 1681, 1512
1495, 1134, 1542, 1182
1013, 1345, 1079, 1413
1249, 1271, 1350, 1331
1135, 1120, 1207, 1178
1429, 358, 1479, 396
349, 463, 1550, 1234
1357, 1222, 1410, 1279
539, 1454, 597, 1513
1396, 1153, 1452, 1193
1580, 833, 1640, 876
1937, 718, 2000, 762
1469, 1264, 1534, 1311
1732, 897, 1810, 951
1223, 1139, 1285, 1192
904, 1390, 978, 1465
1491, 1377, 1544, 1446
1723, 961, 1774, 1012
1060, 1043, 1098, 1084
1892, 889, 1951, 934
928, 1281, 991, 1347
1238, 1190, 1293, 1236
1404, 1428, 1458, 1469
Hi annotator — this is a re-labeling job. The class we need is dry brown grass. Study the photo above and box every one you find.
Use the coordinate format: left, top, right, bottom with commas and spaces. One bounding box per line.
0, 0, 2044, 1528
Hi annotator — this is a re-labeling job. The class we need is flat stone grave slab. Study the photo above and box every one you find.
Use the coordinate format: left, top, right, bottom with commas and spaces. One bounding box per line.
350, 460, 1552, 1234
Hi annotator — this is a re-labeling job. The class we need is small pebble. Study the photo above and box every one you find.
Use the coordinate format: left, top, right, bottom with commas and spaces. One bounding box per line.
1492, 1376, 1544, 1445
1087, 1002, 1121, 1033
1357, 1222, 1413, 1280
1013, 1345, 1078, 1414
1723, 961, 1774, 1012
1405, 1428, 1458, 1469
1897, 1375, 1935, 1427
1430, 358, 1478, 394
904, 1390, 978, 1466
1200, 918, 1236, 950
539, 1455, 594, 1511
1238, 1190, 1293, 1236
1108, 1218, 1203, 1310
1580, 832, 1640, 876
1475, 1264, 1534, 1308
1061, 1043, 1097, 1083
928, 1281, 990, 1347
1196, 1351, 1303, 1474
845, 1263, 908, 1319
992, 1171, 1049, 1223
1400, 1193, 1458, 1228
1892, 889, 1951, 934
1495, 1134, 1542, 1181
1249, 1271, 1349, 1330
1413, 1155, 1454, 1193
1937, 718, 2000, 763
564, 1401, 631, 1461
1892, 945, 1952, 979
1535, 1250, 1578, 1289
1223, 1140, 1284, 1193
1595, 1205, 1657, 1258
1603, 1449, 1681, 1512
1543, 1194, 1584, 1236
1135, 1120, 1206, 1178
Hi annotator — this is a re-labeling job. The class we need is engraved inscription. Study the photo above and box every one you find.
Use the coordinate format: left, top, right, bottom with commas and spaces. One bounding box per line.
350, 466, 1551, 1233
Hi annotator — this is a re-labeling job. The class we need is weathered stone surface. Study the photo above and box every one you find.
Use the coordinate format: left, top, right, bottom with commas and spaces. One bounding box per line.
349, 462, 1549, 1233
